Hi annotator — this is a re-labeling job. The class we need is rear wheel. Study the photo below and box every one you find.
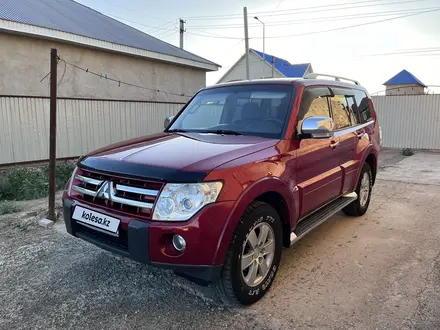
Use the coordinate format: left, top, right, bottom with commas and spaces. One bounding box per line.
343, 162, 372, 216
213, 201, 283, 305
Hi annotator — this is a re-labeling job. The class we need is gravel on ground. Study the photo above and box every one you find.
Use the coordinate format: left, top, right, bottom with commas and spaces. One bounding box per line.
1, 150, 440, 329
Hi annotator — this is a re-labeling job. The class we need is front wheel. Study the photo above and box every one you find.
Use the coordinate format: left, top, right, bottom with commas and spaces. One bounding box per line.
213, 201, 283, 305
343, 162, 373, 216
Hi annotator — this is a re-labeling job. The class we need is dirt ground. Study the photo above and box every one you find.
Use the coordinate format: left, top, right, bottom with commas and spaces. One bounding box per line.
1, 149, 440, 330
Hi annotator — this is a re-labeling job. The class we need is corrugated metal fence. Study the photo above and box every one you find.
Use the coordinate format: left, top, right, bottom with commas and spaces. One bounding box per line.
372, 95, 440, 150
1, 95, 439, 165
0, 97, 184, 165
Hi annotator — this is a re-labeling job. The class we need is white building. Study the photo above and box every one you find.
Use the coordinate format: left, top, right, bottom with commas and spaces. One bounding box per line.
0, 0, 221, 166
383, 70, 426, 96
0, 0, 219, 103
217, 49, 313, 83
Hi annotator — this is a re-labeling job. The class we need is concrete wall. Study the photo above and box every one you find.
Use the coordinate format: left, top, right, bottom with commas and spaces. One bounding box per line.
385, 84, 425, 96
0, 33, 206, 102
218, 52, 284, 83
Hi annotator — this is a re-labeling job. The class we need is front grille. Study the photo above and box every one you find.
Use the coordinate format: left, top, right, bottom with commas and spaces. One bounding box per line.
70, 168, 163, 219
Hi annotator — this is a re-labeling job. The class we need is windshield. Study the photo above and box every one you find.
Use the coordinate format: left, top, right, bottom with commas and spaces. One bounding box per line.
168, 84, 294, 139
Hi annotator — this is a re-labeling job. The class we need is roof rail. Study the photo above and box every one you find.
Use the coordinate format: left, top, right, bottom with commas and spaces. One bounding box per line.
304, 73, 360, 86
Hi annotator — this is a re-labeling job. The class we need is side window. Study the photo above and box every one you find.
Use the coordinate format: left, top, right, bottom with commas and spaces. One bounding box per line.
330, 95, 350, 129
297, 87, 331, 133
308, 97, 330, 117
345, 95, 360, 125
354, 90, 372, 122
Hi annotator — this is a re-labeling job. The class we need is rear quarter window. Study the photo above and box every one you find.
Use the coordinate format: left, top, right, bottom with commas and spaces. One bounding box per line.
353, 89, 372, 123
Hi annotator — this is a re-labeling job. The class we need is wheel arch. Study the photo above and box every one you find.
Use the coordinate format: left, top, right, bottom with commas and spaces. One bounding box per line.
255, 191, 292, 248
212, 177, 295, 264
364, 152, 377, 185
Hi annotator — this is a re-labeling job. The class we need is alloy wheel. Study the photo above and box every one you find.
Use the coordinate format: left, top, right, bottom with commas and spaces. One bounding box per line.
240, 222, 276, 287
359, 172, 370, 207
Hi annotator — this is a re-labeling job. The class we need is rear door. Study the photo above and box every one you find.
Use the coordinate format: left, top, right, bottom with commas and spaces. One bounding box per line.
295, 87, 342, 218
329, 88, 362, 194
353, 89, 377, 176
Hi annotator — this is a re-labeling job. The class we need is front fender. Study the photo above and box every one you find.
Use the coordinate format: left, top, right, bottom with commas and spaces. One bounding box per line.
212, 176, 295, 265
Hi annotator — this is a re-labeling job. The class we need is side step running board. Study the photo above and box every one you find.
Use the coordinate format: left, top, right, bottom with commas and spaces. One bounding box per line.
290, 192, 358, 246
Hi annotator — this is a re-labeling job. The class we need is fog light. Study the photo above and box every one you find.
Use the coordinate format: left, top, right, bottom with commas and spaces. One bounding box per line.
172, 234, 186, 252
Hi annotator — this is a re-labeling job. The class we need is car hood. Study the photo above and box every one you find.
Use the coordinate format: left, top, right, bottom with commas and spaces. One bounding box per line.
78, 132, 278, 182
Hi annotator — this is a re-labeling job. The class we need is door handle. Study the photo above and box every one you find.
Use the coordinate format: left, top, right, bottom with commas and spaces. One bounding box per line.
356, 129, 365, 139
329, 141, 340, 149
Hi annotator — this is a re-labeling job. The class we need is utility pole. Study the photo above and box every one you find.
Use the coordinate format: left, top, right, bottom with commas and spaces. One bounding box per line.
48, 48, 58, 221
254, 16, 265, 78
243, 7, 250, 80
179, 19, 185, 49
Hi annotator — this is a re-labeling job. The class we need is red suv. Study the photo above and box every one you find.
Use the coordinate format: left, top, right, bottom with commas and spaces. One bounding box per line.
62, 74, 381, 305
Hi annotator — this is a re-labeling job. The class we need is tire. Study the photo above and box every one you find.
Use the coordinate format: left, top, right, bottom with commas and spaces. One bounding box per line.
213, 201, 283, 306
343, 162, 373, 216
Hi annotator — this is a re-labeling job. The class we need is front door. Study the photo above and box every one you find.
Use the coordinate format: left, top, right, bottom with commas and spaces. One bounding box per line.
294, 87, 343, 218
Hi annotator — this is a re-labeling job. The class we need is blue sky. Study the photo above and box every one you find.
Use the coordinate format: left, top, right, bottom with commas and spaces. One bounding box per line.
76, 0, 440, 94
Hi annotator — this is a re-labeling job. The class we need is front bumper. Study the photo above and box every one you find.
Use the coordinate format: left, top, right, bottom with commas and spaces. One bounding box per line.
63, 198, 231, 284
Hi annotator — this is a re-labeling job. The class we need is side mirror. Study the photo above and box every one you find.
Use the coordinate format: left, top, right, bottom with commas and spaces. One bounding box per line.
164, 116, 175, 129
300, 116, 334, 138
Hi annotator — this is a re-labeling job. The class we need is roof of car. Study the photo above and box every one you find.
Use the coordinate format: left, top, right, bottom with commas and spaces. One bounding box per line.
205, 78, 367, 92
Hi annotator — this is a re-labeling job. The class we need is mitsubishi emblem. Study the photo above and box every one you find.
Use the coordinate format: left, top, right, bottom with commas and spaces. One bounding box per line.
96, 181, 112, 200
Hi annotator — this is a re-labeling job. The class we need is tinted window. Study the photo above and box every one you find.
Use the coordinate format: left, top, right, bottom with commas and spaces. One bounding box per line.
330, 88, 361, 127
168, 85, 293, 139
297, 88, 331, 133
353, 89, 372, 122
330, 95, 351, 129
345, 96, 359, 125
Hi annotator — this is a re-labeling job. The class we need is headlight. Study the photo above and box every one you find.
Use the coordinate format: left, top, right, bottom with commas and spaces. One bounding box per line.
67, 166, 79, 197
152, 182, 223, 221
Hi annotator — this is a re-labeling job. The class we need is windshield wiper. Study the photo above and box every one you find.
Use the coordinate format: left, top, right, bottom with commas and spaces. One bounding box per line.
199, 129, 243, 136
168, 128, 243, 135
